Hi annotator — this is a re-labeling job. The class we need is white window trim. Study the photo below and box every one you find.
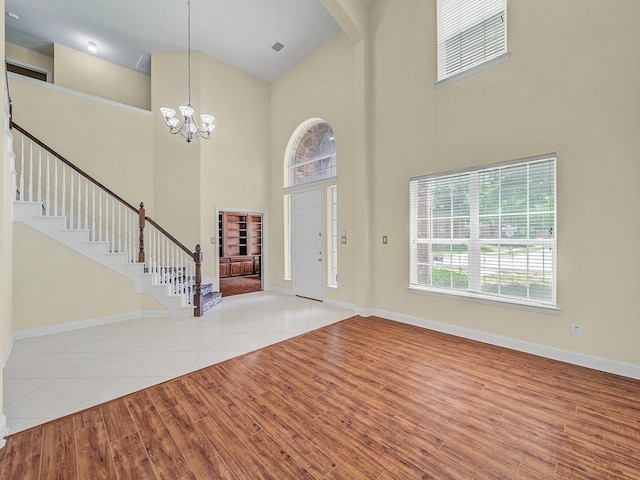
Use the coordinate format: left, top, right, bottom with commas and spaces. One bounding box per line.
435, 51, 510, 88
407, 286, 560, 314
283, 176, 339, 195
286, 121, 337, 188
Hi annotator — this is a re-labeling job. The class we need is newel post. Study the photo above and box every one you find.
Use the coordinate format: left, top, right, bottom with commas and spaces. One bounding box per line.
138, 202, 145, 263
193, 244, 203, 317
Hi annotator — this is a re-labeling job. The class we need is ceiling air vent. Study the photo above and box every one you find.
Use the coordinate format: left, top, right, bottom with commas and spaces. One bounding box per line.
135, 54, 151, 74
271, 42, 285, 52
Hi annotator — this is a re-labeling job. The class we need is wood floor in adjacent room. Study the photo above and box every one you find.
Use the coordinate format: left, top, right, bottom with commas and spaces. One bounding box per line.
1, 315, 639, 479
219, 275, 262, 297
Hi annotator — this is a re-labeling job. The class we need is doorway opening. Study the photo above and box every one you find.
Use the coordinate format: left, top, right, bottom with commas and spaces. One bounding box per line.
218, 211, 263, 297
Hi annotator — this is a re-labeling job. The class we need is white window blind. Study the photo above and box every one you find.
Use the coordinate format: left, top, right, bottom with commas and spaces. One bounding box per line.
437, 0, 507, 81
410, 155, 556, 308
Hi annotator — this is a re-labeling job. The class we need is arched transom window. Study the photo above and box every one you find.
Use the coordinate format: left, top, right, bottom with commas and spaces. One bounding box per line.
287, 122, 337, 187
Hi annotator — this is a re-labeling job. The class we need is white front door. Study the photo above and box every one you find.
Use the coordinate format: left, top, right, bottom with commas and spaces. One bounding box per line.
293, 189, 324, 301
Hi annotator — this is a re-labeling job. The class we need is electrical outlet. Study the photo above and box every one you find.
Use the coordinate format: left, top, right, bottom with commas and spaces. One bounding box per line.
73, 301, 82, 311
397, 295, 403, 304
571, 324, 582, 337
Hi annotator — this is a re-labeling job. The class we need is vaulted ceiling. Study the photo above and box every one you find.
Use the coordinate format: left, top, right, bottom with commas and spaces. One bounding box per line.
5, 0, 374, 82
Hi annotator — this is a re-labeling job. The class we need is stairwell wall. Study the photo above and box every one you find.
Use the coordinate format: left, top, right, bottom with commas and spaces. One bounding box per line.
8, 77, 155, 211
8, 43, 271, 330
6, 42, 53, 80
8, 63, 160, 332
12, 223, 163, 331
54, 43, 151, 110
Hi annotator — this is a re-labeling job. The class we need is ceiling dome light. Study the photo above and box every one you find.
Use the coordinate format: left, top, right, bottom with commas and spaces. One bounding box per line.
87, 42, 98, 55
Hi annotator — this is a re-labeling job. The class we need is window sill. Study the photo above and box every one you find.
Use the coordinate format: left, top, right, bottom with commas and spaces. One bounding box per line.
407, 286, 560, 315
326, 284, 338, 289
435, 52, 511, 89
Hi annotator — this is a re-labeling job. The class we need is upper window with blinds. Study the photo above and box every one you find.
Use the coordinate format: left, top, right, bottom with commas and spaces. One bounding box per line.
437, 0, 508, 82
409, 154, 557, 311
287, 122, 337, 187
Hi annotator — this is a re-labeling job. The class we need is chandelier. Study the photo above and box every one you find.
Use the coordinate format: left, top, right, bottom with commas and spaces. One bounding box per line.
160, 0, 215, 143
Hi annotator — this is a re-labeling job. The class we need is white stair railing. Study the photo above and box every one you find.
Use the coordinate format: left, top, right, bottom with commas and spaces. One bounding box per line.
11, 123, 201, 312
13, 128, 139, 259
145, 220, 196, 308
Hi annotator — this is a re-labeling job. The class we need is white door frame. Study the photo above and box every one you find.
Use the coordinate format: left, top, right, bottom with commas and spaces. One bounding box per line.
215, 207, 267, 293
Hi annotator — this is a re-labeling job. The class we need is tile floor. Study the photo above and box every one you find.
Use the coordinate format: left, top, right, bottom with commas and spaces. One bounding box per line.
3, 291, 355, 434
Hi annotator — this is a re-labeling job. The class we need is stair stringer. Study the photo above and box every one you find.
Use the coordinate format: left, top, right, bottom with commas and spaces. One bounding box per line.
13, 201, 194, 317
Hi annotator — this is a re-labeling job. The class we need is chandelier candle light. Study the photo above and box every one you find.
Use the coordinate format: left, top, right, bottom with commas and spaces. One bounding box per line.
160, 0, 215, 142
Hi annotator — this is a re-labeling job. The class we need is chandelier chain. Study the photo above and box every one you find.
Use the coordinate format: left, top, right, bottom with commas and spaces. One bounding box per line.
159, 0, 215, 142
187, 0, 191, 105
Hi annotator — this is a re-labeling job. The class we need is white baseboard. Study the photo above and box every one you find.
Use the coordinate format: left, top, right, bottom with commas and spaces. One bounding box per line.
141, 310, 170, 318
323, 298, 357, 311
2, 335, 15, 370
3, 310, 169, 368
370, 308, 640, 380
267, 286, 294, 296
267, 288, 370, 318
0, 415, 7, 447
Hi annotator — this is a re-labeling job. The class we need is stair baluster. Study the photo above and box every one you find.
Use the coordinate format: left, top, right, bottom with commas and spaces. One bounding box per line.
10, 123, 213, 316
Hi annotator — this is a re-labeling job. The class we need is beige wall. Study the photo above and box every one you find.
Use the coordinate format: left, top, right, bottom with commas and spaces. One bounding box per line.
367, 0, 640, 363
9, 76, 154, 214
270, 32, 356, 299
150, 51, 201, 247
6, 42, 53, 79
12, 223, 161, 330
199, 54, 271, 281
7, 70, 157, 336
152, 51, 270, 281
54, 43, 151, 110
268, 0, 640, 366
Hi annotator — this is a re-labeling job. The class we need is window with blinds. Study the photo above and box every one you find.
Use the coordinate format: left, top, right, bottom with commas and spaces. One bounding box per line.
409, 154, 556, 308
437, 0, 507, 81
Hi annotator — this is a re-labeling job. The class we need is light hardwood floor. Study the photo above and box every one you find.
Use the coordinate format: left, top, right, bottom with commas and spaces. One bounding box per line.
219, 275, 262, 297
1, 315, 639, 479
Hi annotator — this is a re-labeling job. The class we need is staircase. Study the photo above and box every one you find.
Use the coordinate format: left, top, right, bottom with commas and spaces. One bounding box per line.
9, 122, 221, 317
